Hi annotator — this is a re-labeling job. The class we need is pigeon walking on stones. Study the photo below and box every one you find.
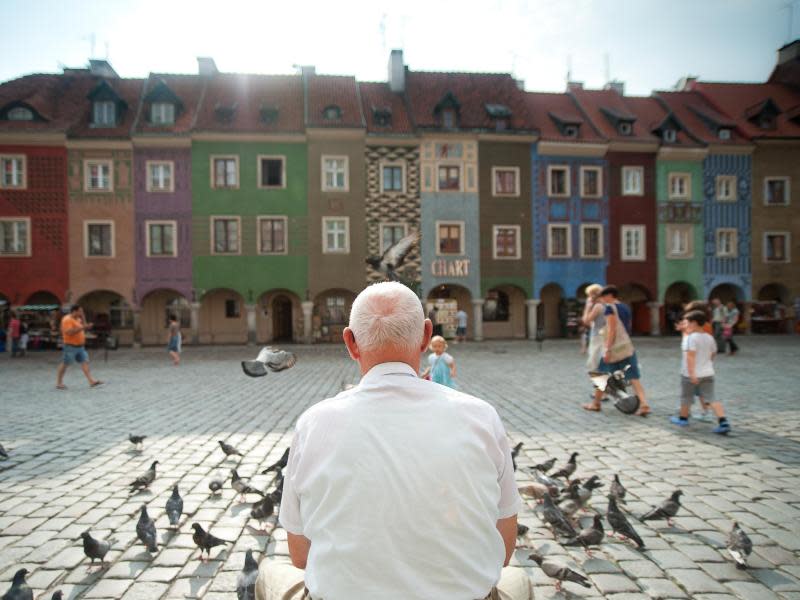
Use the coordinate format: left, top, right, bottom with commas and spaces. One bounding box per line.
541, 493, 577, 537
209, 479, 224, 494
551, 452, 579, 481
128, 434, 146, 451
607, 495, 645, 549
129, 460, 158, 493
0, 443, 8, 459
242, 347, 297, 378
80, 530, 112, 570
191, 523, 232, 561
529, 467, 562, 493
563, 514, 605, 555
528, 552, 591, 592
532, 457, 556, 473
50, 592, 63, 600
365, 231, 419, 281
518, 483, 554, 503
237, 549, 259, 600
261, 447, 289, 474
250, 496, 274, 530
576, 476, 603, 507
610, 474, 627, 505
727, 521, 752, 569
516, 524, 529, 537
511, 442, 523, 471
165, 485, 183, 529
1, 568, 32, 600
640, 490, 683, 526
231, 469, 264, 502
218, 440, 243, 458
136, 504, 158, 553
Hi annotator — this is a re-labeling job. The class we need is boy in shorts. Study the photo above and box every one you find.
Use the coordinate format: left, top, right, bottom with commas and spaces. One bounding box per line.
670, 310, 730, 434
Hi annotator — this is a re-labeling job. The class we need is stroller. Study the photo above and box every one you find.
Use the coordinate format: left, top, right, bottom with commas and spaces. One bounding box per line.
588, 365, 640, 414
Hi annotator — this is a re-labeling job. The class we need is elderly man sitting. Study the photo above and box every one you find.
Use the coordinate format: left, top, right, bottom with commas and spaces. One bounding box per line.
256, 282, 531, 600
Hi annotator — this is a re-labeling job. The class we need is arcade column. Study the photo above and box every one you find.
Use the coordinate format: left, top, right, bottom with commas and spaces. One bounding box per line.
301, 301, 314, 344
190, 302, 200, 345
471, 298, 485, 342
647, 302, 663, 336
525, 299, 541, 340
132, 308, 142, 349
245, 304, 257, 345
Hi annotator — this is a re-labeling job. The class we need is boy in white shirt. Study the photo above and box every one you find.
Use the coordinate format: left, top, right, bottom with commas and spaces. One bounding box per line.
670, 310, 731, 434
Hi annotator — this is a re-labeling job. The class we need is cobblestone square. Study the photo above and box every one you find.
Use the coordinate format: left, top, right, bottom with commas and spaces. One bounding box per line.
1, 336, 799, 599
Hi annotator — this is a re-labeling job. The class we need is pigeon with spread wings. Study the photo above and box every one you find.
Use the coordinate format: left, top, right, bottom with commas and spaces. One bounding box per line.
365, 231, 419, 281
242, 347, 297, 378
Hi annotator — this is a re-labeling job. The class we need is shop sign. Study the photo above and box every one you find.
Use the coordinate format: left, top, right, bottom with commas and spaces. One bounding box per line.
430, 259, 470, 277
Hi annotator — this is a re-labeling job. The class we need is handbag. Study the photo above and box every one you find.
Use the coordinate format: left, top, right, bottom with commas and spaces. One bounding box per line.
723, 325, 733, 339
604, 303, 634, 363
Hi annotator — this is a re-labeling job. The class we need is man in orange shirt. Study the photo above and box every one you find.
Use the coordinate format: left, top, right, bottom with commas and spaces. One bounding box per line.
56, 305, 102, 390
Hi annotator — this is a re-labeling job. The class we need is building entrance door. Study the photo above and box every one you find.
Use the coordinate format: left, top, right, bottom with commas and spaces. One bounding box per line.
272, 295, 293, 341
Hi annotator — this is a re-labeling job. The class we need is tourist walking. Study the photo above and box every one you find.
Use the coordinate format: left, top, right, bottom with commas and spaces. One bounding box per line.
167, 314, 182, 366
255, 281, 529, 599
723, 300, 740, 355
18, 319, 29, 357
581, 284, 605, 372
56, 305, 103, 390
455, 307, 468, 342
710, 298, 727, 352
421, 335, 457, 388
8, 311, 20, 357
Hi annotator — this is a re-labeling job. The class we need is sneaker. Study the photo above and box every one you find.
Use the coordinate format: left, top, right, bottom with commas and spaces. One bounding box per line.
712, 422, 731, 435
696, 412, 712, 422
670, 416, 689, 427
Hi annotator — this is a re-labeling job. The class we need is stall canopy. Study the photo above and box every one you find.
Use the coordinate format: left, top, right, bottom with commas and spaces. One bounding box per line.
15, 305, 60, 311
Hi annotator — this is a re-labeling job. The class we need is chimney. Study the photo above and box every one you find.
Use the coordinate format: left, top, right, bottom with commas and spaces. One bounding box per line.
604, 80, 625, 95
567, 81, 583, 92
674, 76, 698, 91
777, 39, 800, 66
197, 57, 218, 77
89, 59, 118, 78
388, 49, 405, 93
301, 66, 316, 78
515, 79, 525, 90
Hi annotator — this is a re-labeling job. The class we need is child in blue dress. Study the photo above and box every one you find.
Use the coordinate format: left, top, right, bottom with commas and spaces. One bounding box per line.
420, 335, 457, 388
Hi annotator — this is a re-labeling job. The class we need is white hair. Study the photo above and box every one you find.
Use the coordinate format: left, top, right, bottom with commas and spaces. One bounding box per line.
349, 282, 424, 354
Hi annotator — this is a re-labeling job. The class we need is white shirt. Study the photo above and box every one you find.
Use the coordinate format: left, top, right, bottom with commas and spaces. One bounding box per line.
681, 332, 716, 378
279, 361, 521, 600
456, 310, 468, 328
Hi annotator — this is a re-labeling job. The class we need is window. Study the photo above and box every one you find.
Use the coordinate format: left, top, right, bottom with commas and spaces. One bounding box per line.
322, 156, 348, 191
716, 228, 738, 258
666, 224, 693, 258
211, 156, 239, 189
381, 164, 405, 193
380, 223, 407, 253
146, 161, 174, 192
442, 109, 456, 129
621, 166, 643, 196
0, 218, 30, 256
150, 102, 175, 125
547, 224, 571, 258
621, 225, 645, 261
109, 299, 133, 328
564, 125, 578, 137
580, 224, 603, 258
323, 105, 341, 121
764, 232, 790, 263
0, 155, 26, 189
324, 296, 347, 325
718, 128, 731, 140
437, 221, 464, 255
764, 177, 790, 206
211, 217, 240, 254
483, 289, 509, 322
323, 217, 349, 253
225, 299, 240, 318
7, 107, 33, 121
492, 225, 520, 259
618, 122, 632, 136
93, 101, 116, 126
258, 156, 286, 189
547, 166, 569, 197
716, 175, 737, 202
85, 221, 114, 258
668, 172, 690, 200
146, 221, 176, 257
437, 165, 461, 191
580, 166, 602, 198
258, 216, 287, 255
663, 129, 676, 143
492, 167, 519, 196
84, 160, 113, 192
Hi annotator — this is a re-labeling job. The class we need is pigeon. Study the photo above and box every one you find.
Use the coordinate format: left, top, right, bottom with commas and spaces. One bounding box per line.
1, 568, 32, 600
165, 485, 183, 528
0, 443, 8, 459
80, 530, 112, 570
209, 479, 224, 494
576, 475, 603, 506
640, 490, 683, 526
532, 457, 556, 473
250, 496, 274, 529
365, 231, 419, 281
528, 552, 591, 592
518, 483, 554, 503
261, 447, 289, 474
607, 495, 645, 549
541, 493, 577, 537
136, 504, 158, 553
241, 347, 297, 378
231, 469, 264, 501
558, 497, 581, 520
563, 514, 605, 555
529, 467, 562, 492
551, 452, 579, 481
129, 434, 146, 450
219, 440, 243, 458
610, 474, 627, 505
511, 442, 523, 471
237, 549, 259, 600
727, 521, 752, 569
191, 523, 232, 561
129, 460, 158, 492
51, 592, 63, 600
516, 523, 529, 537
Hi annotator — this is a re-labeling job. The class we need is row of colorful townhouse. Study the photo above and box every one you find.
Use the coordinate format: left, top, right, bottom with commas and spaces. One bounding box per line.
1, 44, 799, 345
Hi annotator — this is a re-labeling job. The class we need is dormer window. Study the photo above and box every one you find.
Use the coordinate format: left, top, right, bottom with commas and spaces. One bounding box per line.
618, 122, 632, 136
323, 105, 342, 121
214, 104, 236, 123
663, 129, 677, 143
495, 119, 508, 131
718, 128, 731, 140
745, 98, 780, 131
260, 106, 279, 124
7, 107, 33, 121
150, 102, 175, 125
373, 107, 392, 127
93, 101, 116, 126
758, 115, 774, 130
564, 125, 578, 138
442, 109, 456, 129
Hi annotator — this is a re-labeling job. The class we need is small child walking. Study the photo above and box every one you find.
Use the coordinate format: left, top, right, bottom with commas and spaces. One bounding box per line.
670, 310, 731, 434
167, 314, 182, 366
420, 335, 457, 388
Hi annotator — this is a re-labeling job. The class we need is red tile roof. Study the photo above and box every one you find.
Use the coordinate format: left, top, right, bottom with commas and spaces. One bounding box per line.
0, 74, 84, 133
570, 88, 661, 143
306, 74, 363, 128
193, 73, 304, 133
523, 91, 603, 142
134, 74, 205, 135
405, 71, 534, 131
654, 90, 747, 145
357, 81, 413, 134
66, 75, 144, 139
691, 81, 800, 138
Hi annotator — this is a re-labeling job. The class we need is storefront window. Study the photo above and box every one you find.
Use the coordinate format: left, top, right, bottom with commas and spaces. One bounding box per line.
483, 290, 510, 322
324, 296, 347, 325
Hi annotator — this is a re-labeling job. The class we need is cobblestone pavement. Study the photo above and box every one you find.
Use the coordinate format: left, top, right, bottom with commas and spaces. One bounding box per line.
1, 335, 799, 599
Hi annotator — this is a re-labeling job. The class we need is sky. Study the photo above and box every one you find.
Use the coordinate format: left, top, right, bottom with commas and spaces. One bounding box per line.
0, 0, 797, 95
